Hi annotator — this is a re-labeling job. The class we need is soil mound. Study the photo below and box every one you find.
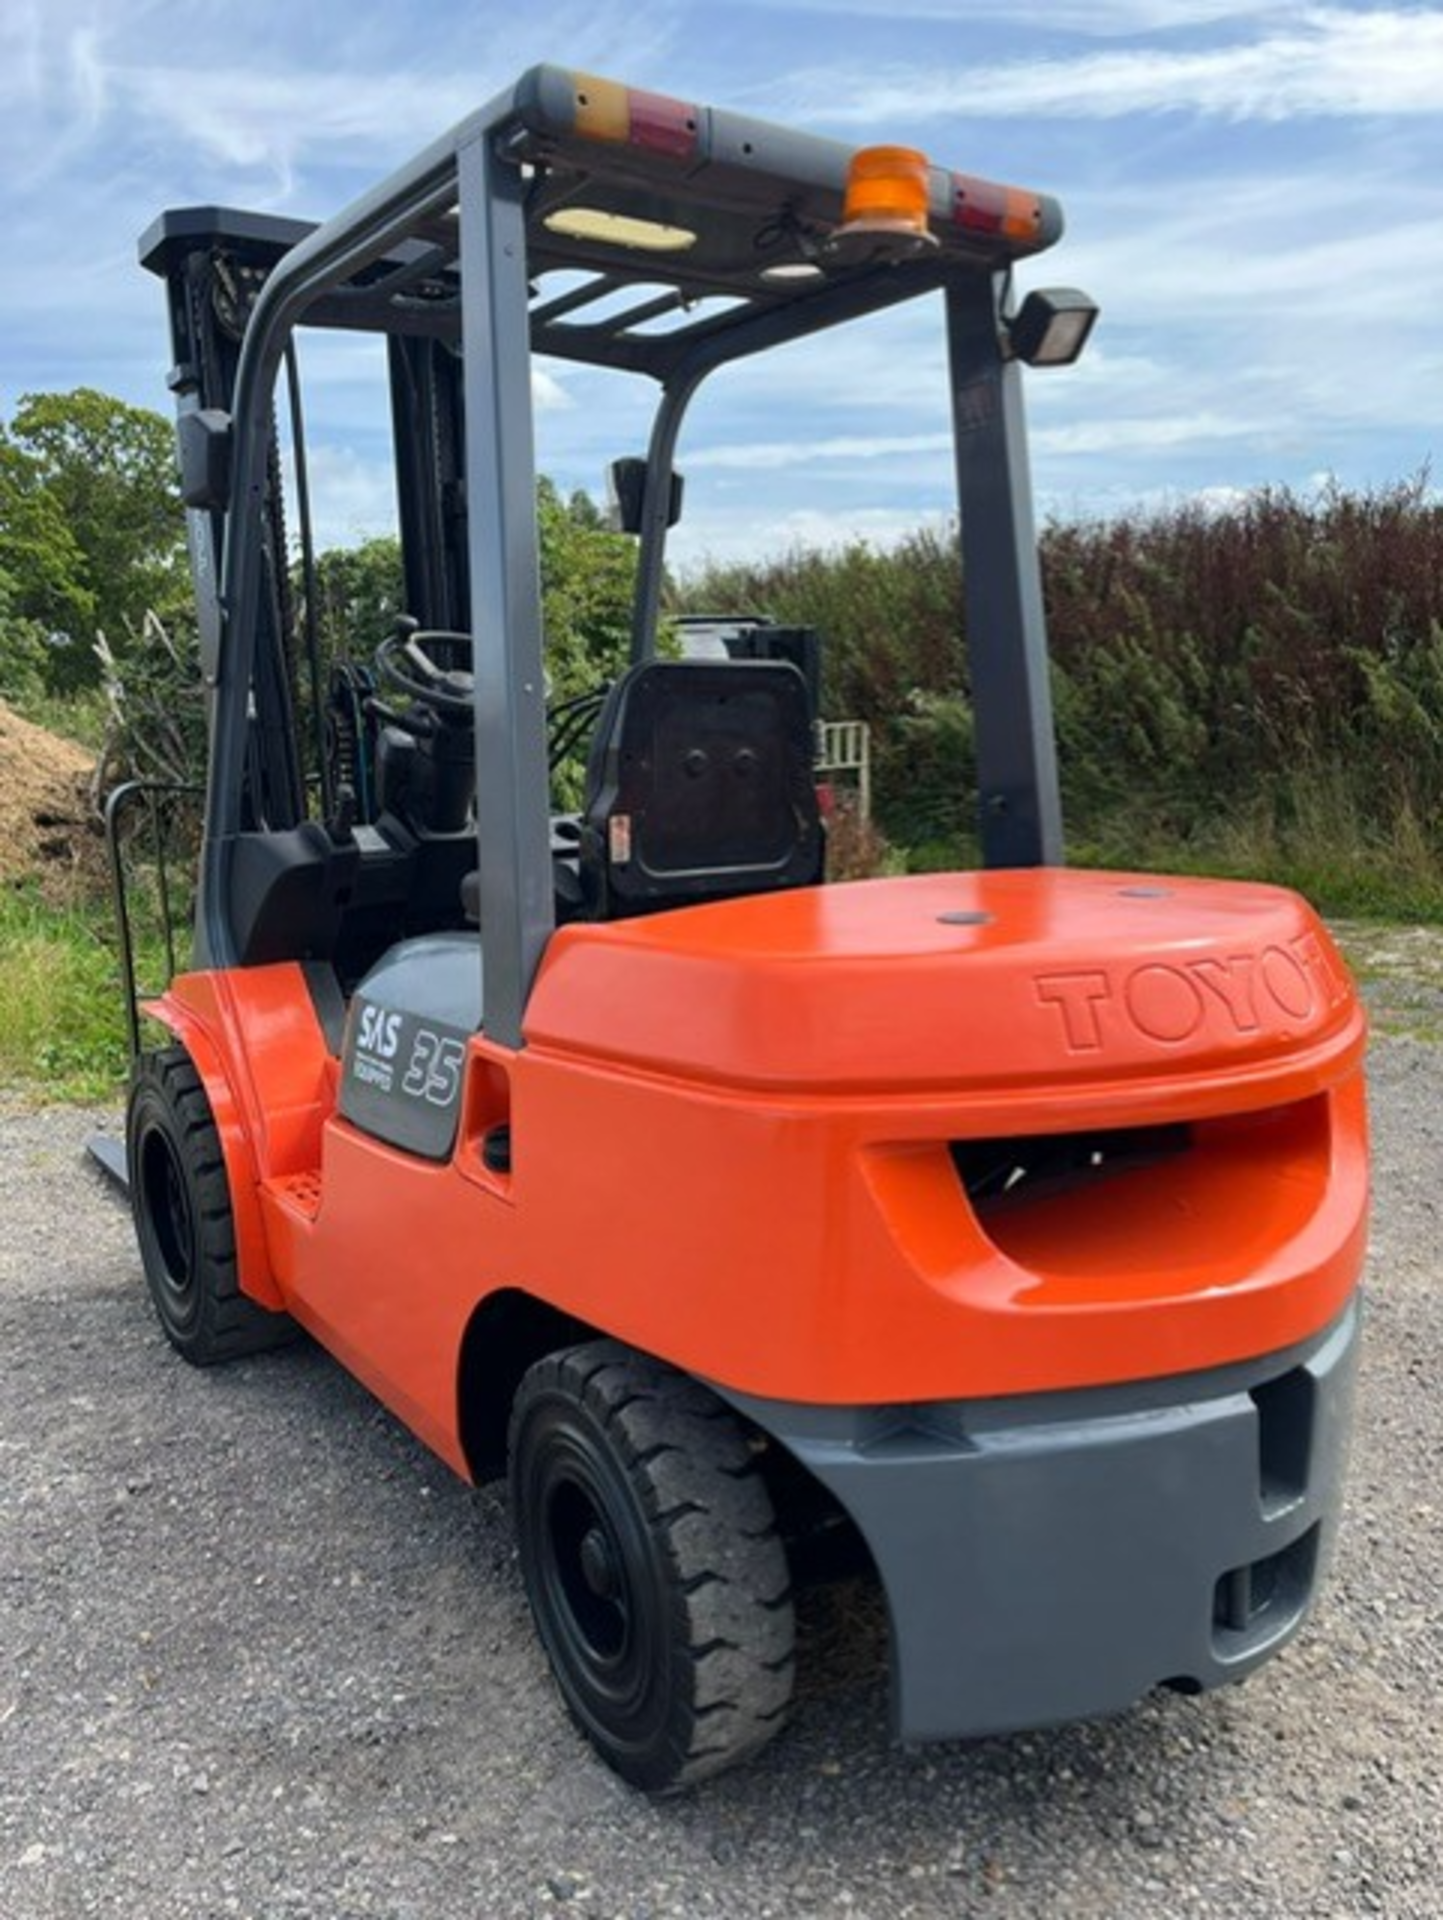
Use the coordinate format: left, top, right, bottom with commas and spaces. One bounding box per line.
0, 699, 100, 894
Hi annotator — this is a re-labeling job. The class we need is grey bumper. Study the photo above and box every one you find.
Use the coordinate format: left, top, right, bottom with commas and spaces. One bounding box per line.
720, 1301, 1360, 1743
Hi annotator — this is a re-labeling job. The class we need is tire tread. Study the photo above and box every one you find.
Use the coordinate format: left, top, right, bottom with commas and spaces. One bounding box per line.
128, 1045, 295, 1366
509, 1339, 796, 1790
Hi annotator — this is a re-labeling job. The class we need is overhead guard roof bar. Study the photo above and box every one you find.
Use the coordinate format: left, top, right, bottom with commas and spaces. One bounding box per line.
140, 66, 1062, 377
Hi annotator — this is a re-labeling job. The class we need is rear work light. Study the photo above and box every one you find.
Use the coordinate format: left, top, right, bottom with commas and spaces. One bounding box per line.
1007, 287, 1100, 367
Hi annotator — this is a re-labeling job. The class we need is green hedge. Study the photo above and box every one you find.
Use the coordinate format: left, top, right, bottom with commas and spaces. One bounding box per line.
680, 480, 1443, 914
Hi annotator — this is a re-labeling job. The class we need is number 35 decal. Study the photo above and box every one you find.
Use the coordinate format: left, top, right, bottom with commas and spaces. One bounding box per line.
401, 1028, 466, 1107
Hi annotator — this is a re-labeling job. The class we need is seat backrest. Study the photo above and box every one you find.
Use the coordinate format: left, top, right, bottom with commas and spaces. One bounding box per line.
579, 660, 823, 918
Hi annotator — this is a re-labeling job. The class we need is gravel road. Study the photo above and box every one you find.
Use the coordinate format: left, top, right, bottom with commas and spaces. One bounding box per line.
1, 1035, 1439, 1920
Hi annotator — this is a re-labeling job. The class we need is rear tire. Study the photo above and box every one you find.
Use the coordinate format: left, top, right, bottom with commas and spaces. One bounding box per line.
508, 1340, 795, 1791
126, 1046, 294, 1365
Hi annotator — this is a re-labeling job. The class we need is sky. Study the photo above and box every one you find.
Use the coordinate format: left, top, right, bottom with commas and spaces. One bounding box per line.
1, 0, 1440, 569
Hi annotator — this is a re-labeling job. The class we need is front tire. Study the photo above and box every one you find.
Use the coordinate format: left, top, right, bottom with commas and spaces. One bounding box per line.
126, 1046, 294, 1365
508, 1341, 795, 1791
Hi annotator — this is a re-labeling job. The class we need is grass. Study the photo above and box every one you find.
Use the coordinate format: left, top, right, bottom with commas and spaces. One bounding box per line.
1064, 835, 1443, 925
1329, 922, 1443, 1044
1060, 767, 1443, 925
0, 885, 132, 1104
4, 685, 110, 752
2, 818, 1440, 1120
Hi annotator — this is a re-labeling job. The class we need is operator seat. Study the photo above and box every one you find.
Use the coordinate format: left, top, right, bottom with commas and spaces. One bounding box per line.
577, 659, 824, 919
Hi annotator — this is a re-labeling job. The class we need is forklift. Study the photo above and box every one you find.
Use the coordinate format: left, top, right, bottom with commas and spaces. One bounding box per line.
119, 66, 1368, 1790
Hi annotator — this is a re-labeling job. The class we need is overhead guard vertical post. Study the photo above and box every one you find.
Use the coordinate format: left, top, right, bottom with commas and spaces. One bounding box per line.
631, 369, 706, 662
458, 129, 557, 1049
947, 275, 1064, 869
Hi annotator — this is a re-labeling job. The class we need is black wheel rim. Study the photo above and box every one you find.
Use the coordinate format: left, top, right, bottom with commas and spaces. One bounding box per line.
548, 1478, 632, 1663
522, 1410, 666, 1754
137, 1122, 198, 1324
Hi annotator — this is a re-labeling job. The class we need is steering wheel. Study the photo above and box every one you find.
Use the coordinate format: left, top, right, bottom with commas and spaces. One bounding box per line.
373, 623, 475, 720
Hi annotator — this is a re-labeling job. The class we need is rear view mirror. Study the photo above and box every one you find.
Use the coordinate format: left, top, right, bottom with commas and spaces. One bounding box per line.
607, 457, 684, 535
177, 408, 233, 510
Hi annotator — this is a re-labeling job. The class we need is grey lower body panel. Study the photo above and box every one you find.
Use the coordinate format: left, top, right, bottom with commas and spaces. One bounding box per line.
718, 1301, 1360, 1743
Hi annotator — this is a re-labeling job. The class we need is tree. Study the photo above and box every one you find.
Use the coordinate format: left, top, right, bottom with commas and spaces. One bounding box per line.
0, 437, 94, 643
536, 477, 637, 699
308, 533, 406, 662
96, 474, 640, 795
0, 567, 53, 702
301, 483, 636, 702
0, 388, 188, 690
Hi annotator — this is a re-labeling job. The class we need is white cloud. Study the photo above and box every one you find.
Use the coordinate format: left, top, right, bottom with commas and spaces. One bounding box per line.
106, 67, 483, 190
688, 429, 952, 472
282, 442, 398, 551
0, 3, 43, 103
532, 368, 574, 413
1064, 191, 1443, 315
670, 504, 953, 571
286, 333, 391, 395
67, 25, 106, 127
1035, 471, 1394, 525
769, 9, 1443, 124
1032, 410, 1258, 457
738, 0, 1300, 29
0, 4, 683, 198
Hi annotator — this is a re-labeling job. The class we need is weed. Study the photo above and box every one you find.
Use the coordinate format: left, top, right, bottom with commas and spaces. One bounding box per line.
678, 477, 1443, 922
0, 886, 130, 1102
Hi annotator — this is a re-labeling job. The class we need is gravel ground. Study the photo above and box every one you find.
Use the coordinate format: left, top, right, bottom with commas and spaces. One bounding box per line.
1, 1034, 1439, 1920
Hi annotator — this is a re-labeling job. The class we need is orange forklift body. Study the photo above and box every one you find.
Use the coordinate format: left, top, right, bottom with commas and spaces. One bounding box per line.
147, 866, 1366, 1472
